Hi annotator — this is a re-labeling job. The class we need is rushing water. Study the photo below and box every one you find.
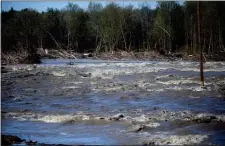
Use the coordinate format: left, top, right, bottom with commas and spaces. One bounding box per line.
2, 59, 225, 145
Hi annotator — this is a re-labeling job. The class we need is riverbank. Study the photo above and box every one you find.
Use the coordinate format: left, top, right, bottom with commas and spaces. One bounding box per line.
2, 49, 225, 65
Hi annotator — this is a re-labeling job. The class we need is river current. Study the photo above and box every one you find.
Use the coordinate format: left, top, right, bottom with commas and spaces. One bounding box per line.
2, 59, 225, 145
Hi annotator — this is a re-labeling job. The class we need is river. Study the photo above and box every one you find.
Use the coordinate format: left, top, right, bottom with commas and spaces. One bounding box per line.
2, 59, 225, 145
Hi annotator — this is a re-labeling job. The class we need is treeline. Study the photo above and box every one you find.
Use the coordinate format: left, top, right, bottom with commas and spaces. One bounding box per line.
2, 1, 225, 55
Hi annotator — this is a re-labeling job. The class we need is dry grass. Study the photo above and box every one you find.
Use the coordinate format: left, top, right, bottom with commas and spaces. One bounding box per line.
39, 49, 77, 59
97, 50, 163, 60
2, 49, 29, 65
3, 48, 224, 65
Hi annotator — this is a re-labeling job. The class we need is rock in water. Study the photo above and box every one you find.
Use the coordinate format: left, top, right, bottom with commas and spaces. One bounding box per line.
130, 125, 146, 132
109, 114, 125, 121
67, 62, 74, 65
2, 135, 25, 145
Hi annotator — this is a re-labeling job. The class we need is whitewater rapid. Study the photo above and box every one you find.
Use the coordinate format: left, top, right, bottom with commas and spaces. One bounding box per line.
2, 59, 225, 145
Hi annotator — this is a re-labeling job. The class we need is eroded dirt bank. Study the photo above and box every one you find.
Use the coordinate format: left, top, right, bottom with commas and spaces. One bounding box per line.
2, 60, 225, 145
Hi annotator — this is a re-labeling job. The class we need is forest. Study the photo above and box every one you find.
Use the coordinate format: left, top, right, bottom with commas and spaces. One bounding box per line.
2, 1, 225, 56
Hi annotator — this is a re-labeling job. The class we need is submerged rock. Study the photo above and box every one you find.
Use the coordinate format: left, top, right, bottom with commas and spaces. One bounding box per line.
79, 73, 92, 77
25, 140, 37, 145
109, 114, 125, 121
67, 62, 74, 65
129, 125, 146, 132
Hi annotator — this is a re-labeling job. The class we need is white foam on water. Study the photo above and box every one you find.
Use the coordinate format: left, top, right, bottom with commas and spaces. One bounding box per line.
92, 85, 122, 92
133, 115, 149, 122
4, 111, 158, 124
11, 65, 34, 71
38, 114, 93, 122
106, 86, 126, 91
145, 122, 160, 128
62, 86, 79, 89
156, 79, 212, 85
76, 62, 150, 68
194, 113, 212, 119
217, 115, 225, 122
37, 115, 75, 123
6, 61, 224, 83
4, 109, 225, 125
163, 86, 201, 91
88, 66, 167, 78
69, 81, 83, 84
156, 75, 174, 80
60, 132, 68, 136
188, 96, 201, 99
192, 86, 208, 91
216, 80, 225, 84
150, 134, 208, 145
161, 80, 196, 85
7, 61, 225, 75
4, 112, 93, 123
179, 67, 225, 72
62, 81, 84, 89
136, 81, 157, 88
5, 112, 37, 121
146, 88, 164, 92
85, 62, 225, 78
142, 130, 208, 145
205, 61, 225, 67
52, 71, 66, 77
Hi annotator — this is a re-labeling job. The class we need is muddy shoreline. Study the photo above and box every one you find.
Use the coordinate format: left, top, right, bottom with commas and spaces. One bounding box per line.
2, 49, 225, 65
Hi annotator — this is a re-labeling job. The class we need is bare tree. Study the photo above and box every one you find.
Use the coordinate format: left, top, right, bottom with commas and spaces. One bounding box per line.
197, 1, 204, 87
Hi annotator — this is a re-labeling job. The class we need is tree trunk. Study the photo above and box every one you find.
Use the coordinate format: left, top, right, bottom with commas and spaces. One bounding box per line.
208, 29, 212, 55
119, 18, 128, 51
67, 30, 70, 50
197, 1, 204, 87
39, 38, 43, 48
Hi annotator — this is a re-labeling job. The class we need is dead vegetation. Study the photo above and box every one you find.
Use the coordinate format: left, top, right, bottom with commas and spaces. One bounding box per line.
2, 49, 29, 65
2, 48, 225, 65
37, 48, 77, 59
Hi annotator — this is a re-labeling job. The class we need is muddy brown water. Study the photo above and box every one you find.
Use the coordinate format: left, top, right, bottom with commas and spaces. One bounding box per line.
2, 59, 225, 145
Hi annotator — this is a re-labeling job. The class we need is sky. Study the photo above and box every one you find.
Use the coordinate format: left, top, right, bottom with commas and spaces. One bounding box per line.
1, 1, 158, 12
